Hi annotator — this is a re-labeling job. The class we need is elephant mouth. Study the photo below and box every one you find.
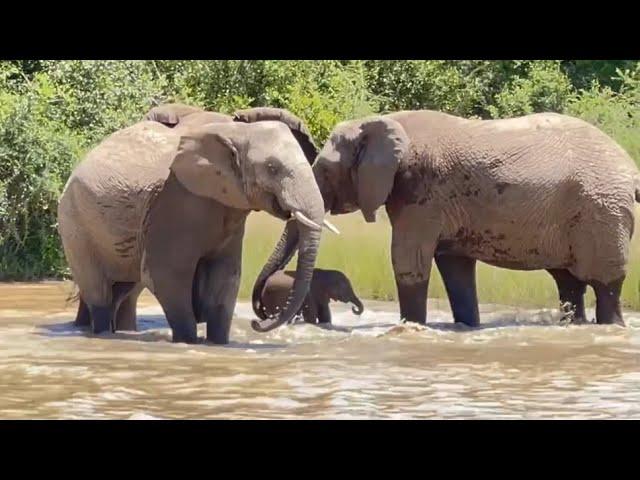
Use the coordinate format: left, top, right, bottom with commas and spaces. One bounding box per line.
270, 197, 291, 221
331, 203, 358, 215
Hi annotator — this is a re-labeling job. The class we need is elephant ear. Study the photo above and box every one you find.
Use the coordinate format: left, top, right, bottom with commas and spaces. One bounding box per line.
353, 118, 409, 222
233, 107, 318, 164
144, 103, 204, 127
169, 125, 252, 210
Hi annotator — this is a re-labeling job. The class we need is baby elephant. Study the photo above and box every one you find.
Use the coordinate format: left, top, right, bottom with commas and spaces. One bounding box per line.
261, 269, 363, 324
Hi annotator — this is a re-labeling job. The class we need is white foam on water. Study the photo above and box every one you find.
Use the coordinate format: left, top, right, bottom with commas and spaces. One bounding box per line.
129, 412, 161, 420
4, 292, 640, 419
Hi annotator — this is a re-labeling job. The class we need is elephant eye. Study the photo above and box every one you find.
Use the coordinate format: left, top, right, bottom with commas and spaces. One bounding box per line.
266, 161, 279, 175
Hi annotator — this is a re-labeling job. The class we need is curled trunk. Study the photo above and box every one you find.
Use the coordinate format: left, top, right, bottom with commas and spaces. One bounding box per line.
251, 220, 300, 320
350, 294, 364, 315
251, 223, 320, 332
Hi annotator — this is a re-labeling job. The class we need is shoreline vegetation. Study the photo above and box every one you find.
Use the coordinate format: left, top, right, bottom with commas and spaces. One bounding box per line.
1, 60, 639, 309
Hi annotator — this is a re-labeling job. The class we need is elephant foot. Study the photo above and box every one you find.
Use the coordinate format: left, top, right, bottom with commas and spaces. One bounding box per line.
435, 255, 480, 327
206, 319, 230, 345
397, 280, 428, 325
171, 323, 199, 344
74, 298, 91, 328
88, 305, 114, 334
570, 316, 591, 325
592, 278, 625, 326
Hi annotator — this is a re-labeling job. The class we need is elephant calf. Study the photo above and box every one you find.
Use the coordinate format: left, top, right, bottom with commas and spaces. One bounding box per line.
260, 269, 364, 324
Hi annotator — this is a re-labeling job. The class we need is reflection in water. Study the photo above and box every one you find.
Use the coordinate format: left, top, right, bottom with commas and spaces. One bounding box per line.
0, 282, 639, 419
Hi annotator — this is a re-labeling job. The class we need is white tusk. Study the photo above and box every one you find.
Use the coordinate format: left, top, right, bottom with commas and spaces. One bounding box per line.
293, 211, 322, 230
322, 219, 340, 235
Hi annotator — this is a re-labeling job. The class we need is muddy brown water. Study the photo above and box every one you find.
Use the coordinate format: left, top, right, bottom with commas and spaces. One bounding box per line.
0, 282, 639, 419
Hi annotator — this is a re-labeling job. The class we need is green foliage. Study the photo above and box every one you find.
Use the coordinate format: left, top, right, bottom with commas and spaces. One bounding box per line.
488, 61, 575, 118
365, 61, 486, 116
0, 76, 84, 279
261, 61, 377, 143
567, 63, 640, 163
561, 60, 639, 91
1, 60, 639, 283
44, 61, 166, 144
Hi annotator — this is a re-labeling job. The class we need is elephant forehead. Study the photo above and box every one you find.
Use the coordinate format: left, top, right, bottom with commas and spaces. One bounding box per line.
250, 128, 306, 157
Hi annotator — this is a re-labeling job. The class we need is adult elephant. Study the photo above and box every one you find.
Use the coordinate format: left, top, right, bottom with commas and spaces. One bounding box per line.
73, 103, 237, 331
58, 113, 333, 344
253, 109, 640, 328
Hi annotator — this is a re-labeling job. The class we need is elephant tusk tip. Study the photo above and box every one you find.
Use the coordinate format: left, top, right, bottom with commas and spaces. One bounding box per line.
323, 219, 340, 235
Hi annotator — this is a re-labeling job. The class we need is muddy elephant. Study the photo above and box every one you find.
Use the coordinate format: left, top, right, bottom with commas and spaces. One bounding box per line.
260, 268, 364, 324
253, 109, 640, 328
58, 108, 337, 344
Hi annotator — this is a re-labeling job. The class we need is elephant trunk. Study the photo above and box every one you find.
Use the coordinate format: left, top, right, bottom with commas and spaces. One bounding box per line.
350, 294, 364, 315
251, 223, 321, 332
251, 220, 300, 320
251, 144, 326, 333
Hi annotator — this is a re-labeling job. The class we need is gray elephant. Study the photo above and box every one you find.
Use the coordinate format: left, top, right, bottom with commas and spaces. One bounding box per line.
58, 107, 337, 344
251, 109, 640, 329
72, 103, 237, 332
260, 268, 364, 324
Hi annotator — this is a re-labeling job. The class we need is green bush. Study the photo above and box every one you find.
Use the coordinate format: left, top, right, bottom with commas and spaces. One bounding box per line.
44, 60, 166, 144
365, 60, 487, 117
0, 75, 84, 279
261, 61, 377, 143
488, 61, 575, 118
567, 64, 640, 163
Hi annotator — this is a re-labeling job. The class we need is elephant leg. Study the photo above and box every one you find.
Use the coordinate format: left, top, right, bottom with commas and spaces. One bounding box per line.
115, 284, 142, 331
391, 224, 437, 325
88, 304, 115, 334
301, 299, 317, 324
87, 281, 137, 334
195, 232, 243, 344
73, 267, 113, 334
74, 297, 91, 327
152, 261, 199, 344
547, 269, 587, 323
591, 277, 625, 326
317, 301, 332, 324
196, 258, 240, 344
435, 255, 480, 327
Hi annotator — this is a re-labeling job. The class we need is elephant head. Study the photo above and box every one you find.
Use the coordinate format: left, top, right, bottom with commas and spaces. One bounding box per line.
233, 107, 340, 324
169, 120, 330, 332
143, 103, 205, 127
248, 115, 407, 320
324, 270, 364, 315
233, 107, 319, 165
312, 116, 410, 223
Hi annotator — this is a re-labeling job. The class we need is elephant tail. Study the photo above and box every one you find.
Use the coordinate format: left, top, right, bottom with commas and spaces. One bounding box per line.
64, 283, 81, 307
633, 173, 640, 203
